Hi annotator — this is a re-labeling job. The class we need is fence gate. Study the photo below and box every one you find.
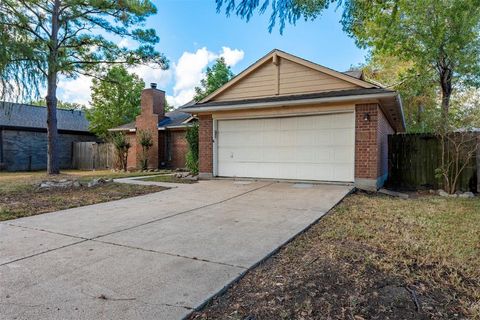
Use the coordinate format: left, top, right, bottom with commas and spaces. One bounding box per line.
72, 142, 115, 170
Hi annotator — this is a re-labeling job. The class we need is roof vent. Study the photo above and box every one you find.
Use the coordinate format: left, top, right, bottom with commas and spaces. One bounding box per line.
150, 83, 157, 89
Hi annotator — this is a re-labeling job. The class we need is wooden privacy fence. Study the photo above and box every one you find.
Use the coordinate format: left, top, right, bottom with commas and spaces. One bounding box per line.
72, 142, 115, 170
387, 133, 479, 192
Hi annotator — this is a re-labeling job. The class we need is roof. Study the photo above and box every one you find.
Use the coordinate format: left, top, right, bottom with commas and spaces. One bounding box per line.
109, 108, 194, 132
198, 49, 378, 103
0, 102, 90, 132
158, 109, 193, 128
185, 88, 394, 109
185, 49, 405, 132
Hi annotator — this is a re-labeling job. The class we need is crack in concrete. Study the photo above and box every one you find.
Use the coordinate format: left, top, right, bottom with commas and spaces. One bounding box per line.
93, 238, 248, 270
0, 239, 88, 267
5, 223, 89, 240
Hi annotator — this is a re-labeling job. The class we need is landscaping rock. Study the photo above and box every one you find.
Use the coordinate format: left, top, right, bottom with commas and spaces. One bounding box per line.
459, 192, 475, 198
437, 189, 449, 197
39, 180, 81, 189
183, 175, 199, 181
87, 178, 112, 188
174, 172, 190, 178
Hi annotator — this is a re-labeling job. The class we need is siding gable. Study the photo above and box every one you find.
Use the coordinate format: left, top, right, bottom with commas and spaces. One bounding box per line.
211, 55, 364, 102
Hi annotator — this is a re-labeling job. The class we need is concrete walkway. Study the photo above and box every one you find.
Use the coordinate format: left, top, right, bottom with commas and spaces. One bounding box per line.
0, 180, 351, 320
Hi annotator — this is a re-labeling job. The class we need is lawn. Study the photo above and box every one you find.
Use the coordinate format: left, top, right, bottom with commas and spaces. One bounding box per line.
189, 192, 480, 320
0, 170, 168, 221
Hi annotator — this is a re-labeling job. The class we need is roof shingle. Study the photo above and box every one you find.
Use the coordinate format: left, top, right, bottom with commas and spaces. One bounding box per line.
0, 102, 90, 132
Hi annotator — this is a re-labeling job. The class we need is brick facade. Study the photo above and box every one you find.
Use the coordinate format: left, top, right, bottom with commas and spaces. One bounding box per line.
196, 104, 394, 189
167, 129, 189, 169
354, 103, 394, 189
377, 106, 395, 179
198, 114, 213, 176
132, 88, 164, 170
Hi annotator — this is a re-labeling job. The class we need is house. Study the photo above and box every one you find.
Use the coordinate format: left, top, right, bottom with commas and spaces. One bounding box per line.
183, 49, 405, 190
0, 102, 96, 171
109, 84, 196, 170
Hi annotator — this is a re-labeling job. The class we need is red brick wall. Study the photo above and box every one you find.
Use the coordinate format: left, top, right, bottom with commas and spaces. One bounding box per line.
169, 129, 188, 169
158, 130, 166, 165
355, 103, 393, 185
126, 87, 165, 170
199, 114, 213, 174
124, 132, 135, 170
355, 104, 379, 179
377, 107, 394, 178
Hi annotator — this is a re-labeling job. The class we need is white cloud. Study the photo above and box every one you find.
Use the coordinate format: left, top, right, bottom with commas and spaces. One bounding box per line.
169, 46, 245, 106
57, 74, 92, 106
130, 64, 173, 89
220, 47, 245, 67
56, 46, 245, 108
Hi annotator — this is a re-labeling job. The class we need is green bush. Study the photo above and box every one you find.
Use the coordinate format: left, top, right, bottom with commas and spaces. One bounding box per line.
137, 129, 153, 170
110, 132, 131, 171
185, 123, 199, 175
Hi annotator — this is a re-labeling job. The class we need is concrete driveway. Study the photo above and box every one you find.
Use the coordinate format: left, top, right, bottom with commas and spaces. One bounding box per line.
0, 180, 351, 320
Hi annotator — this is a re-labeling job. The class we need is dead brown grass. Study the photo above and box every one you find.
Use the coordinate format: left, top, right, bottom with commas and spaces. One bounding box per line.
190, 192, 480, 320
0, 170, 167, 221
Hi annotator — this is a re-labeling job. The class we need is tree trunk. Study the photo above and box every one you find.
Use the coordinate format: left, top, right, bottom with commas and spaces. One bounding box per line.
46, 0, 61, 174
440, 67, 452, 123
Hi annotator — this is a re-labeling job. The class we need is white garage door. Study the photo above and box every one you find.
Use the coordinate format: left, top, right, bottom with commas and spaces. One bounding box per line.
216, 113, 355, 182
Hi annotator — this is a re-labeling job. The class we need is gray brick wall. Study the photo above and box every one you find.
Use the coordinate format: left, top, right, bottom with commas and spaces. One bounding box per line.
1, 129, 96, 171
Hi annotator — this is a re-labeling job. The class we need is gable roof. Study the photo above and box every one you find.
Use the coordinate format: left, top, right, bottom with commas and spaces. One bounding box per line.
199, 49, 378, 103
0, 102, 90, 132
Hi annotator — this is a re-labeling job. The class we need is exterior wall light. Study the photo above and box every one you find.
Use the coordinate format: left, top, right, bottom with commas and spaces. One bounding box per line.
363, 112, 370, 122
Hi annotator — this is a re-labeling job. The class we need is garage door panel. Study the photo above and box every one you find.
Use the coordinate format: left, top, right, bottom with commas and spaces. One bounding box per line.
217, 113, 355, 182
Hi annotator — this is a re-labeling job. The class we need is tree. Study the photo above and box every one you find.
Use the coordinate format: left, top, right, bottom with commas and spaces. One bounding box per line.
164, 99, 174, 112
137, 129, 153, 170
194, 57, 234, 102
358, 54, 438, 132
342, 0, 480, 123
0, 1, 168, 174
30, 99, 85, 111
110, 132, 131, 172
87, 66, 145, 138
216, 0, 480, 121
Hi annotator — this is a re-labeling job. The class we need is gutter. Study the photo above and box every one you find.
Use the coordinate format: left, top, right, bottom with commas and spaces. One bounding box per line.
184, 91, 399, 113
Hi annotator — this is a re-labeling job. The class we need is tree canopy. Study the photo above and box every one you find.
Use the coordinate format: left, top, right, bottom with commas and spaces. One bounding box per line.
30, 99, 85, 111
194, 57, 234, 101
216, 0, 480, 130
0, 0, 168, 173
87, 65, 145, 138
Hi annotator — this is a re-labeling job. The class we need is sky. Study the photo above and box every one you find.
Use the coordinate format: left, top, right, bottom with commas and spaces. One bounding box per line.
58, 0, 368, 107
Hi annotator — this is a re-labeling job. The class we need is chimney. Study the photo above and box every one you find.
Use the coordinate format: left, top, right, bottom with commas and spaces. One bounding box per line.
134, 83, 165, 170
140, 82, 165, 117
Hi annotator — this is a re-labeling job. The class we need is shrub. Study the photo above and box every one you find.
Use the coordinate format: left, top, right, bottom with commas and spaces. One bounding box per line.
185, 123, 199, 175
137, 129, 153, 170
110, 132, 131, 171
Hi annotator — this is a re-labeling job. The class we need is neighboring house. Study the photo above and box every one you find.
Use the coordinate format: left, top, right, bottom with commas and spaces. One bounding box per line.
0, 102, 95, 171
109, 85, 196, 170
183, 49, 405, 190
